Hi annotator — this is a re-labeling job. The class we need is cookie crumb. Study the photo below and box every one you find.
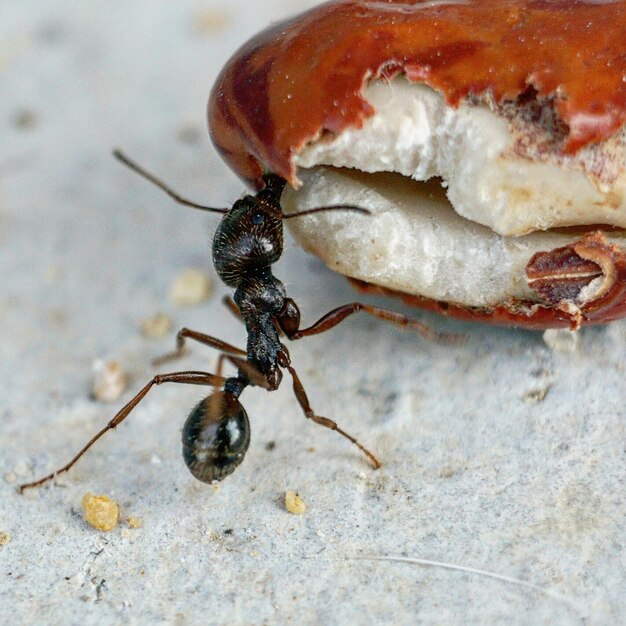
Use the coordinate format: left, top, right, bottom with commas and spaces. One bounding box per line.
285, 490, 306, 515
82, 493, 119, 532
0, 531, 11, 546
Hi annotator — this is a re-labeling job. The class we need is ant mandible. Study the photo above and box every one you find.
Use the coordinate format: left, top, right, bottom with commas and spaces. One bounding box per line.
19, 151, 450, 491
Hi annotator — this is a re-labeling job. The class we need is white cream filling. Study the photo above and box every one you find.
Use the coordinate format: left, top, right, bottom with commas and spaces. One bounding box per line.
282, 167, 624, 308
295, 80, 626, 237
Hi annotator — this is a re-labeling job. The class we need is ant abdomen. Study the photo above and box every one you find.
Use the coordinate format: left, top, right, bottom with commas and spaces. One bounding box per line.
181, 391, 251, 483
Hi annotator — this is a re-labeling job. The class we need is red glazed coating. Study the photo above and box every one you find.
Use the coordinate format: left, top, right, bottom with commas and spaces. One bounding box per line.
209, 0, 626, 188
351, 276, 626, 330
349, 278, 587, 330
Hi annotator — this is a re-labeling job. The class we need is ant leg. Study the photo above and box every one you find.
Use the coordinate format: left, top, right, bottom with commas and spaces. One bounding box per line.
222, 295, 243, 322
19, 370, 225, 492
288, 303, 462, 344
214, 353, 261, 383
153, 327, 246, 366
215, 353, 228, 379
284, 364, 381, 470
225, 356, 273, 390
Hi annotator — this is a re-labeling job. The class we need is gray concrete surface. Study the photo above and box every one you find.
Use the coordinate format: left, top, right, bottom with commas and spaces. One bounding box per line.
1, 2, 624, 625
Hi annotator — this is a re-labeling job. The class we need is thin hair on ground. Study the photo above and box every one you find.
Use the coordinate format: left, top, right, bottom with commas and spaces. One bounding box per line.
303, 553, 586, 619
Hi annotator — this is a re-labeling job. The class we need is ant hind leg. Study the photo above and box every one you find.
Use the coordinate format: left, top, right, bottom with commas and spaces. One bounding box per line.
19, 370, 225, 492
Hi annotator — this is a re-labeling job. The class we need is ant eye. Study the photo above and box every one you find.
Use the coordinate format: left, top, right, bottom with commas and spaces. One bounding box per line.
252, 212, 265, 225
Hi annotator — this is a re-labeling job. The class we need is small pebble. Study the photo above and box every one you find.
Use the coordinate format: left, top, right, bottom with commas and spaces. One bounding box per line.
0, 531, 11, 546
191, 9, 231, 35
44, 264, 61, 284
438, 465, 456, 479
13, 108, 37, 129
169, 268, 213, 306
140, 312, 172, 338
522, 386, 551, 403
82, 493, 119, 532
126, 516, 143, 529
4, 472, 16, 484
285, 491, 307, 515
177, 124, 202, 145
92, 360, 128, 403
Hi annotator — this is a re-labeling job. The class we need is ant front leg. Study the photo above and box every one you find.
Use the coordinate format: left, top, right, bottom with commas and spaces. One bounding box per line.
19, 370, 225, 492
278, 299, 462, 344
153, 327, 246, 366
283, 362, 381, 470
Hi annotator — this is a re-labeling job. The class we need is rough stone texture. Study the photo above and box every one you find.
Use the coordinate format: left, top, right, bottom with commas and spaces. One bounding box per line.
0, 2, 624, 625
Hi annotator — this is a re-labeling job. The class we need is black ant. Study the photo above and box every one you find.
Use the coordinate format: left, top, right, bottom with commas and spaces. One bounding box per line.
19, 151, 453, 491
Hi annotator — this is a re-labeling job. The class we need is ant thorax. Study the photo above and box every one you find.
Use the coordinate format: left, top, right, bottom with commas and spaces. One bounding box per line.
235, 272, 287, 390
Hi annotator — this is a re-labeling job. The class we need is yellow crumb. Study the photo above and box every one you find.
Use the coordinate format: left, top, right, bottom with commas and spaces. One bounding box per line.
0, 531, 11, 546
285, 491, 307, 515
81, 493, 119, 532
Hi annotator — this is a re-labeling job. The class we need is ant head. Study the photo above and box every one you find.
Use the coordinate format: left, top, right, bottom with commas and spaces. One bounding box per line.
212, 190, 285, 287
182, 391, 251, 483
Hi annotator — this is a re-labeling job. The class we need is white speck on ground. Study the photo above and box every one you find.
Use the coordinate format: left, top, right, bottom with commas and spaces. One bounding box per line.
91, 359, 128, 403
543, 328, 580, 353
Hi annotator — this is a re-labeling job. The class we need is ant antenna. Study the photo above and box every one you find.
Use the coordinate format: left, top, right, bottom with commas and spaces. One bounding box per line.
282, 205, 370, 219
114, 149, 370, 220
260, 170, 369, 218
113, 149, 228, 214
